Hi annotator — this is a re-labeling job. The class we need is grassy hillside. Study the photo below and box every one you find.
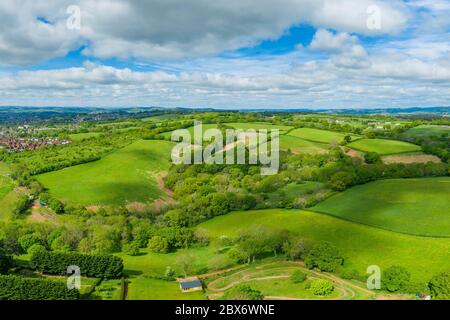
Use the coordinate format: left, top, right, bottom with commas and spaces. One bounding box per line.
0, 162, 14, 199
37, 140, 174, 206
348, 138, 421, 155
198, 209, 450, 284
0, 162, 19, 221
312, 178, 450, 237
404, 125, 449, 138
288, 128, 359, 144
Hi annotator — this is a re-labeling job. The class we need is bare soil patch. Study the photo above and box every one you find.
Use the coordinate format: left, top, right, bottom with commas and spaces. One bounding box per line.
28, 200, 57, 223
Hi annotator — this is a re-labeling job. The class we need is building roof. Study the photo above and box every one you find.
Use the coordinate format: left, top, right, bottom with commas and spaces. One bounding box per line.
179, 279, 202, 290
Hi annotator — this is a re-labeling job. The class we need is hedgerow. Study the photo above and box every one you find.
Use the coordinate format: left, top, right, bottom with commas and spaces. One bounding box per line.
0, 275, 79, 300
30, 250, 123, 278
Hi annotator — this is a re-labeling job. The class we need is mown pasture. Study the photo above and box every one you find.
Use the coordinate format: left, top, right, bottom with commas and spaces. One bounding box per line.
312, 178, 450, 237
37, 140, 174, 206
347, 138, 421, 155
279, 135, 330, 154
288, 128, 360, 144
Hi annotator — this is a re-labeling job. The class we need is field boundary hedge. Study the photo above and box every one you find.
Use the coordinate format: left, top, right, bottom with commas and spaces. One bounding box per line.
0, 275, 79, 300
30, 251, 124, 279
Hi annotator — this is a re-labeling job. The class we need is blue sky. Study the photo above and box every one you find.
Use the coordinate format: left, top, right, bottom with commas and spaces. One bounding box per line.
0, 0, 449, 109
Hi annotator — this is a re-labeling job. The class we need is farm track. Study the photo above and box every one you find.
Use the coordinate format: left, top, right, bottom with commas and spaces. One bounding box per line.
205, 261, 374, 300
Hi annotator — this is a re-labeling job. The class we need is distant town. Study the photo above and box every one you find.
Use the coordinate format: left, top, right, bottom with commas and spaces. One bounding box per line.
0, 136, 70, 152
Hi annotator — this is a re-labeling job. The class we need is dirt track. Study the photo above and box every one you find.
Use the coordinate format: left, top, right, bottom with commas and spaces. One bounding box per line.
205, 261, 376, 300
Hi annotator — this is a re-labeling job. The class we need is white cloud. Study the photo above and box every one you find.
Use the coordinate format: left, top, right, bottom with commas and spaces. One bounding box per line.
0, 0, 408, 65
1, 49, 449, 108
0, 0, 447, 109
309, 29, 364, 54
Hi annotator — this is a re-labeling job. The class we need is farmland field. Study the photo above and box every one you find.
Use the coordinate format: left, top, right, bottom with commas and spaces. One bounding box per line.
281, 182, 325, 198
0, 162, 14, 199
37, 140, 174, 206
205, 261, 378, 300
127, 278, 205, 300
347, 138, 421, 155
312, 178, 450, 237
69, 132, 102, 141
288, 128, 360, 144
382, 153, 441, 164
118, 246, 231, 300
0, 189, 24, 221
279, 135, 329, 154
161, 123, 220, 139
0, 162, 19, 221
404, 125, 450, 138
141, 114, 182, 122
224, 122, 294, 134
198, 209, 450, 284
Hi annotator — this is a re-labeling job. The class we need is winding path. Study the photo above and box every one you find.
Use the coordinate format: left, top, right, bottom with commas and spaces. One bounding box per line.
205, 261, 375, 300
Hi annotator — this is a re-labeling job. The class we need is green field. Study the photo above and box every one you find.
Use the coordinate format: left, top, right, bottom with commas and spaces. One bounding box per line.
161, 124, 220, 139
69, 132, 102, 141
141, 114, 182, 122
224, 122, 294, 134
205, 262, 362, 300
127, 277, 205, 300
0, 162, 14, 199
347, 138, 421, 155
281, 182, 325, 197
404, 125, 450, 138
0, 189, 24, 221
198, 209, 450, 284
288, 128, 359, 144
163, 122, 294, 140
118, 246, 230, 300
312, 178, 450, 237
0, 162, 19, 221
119, 246, 232, 279
279, 135, 329, 154
37, 140, 174, 206
92, 279, 122, 300
268, 181, 326, 203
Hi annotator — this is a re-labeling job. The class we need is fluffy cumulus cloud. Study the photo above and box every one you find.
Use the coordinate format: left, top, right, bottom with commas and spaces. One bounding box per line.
0, 0, 408, 64
0, 1, 80, 65
0, 0, 448, 108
